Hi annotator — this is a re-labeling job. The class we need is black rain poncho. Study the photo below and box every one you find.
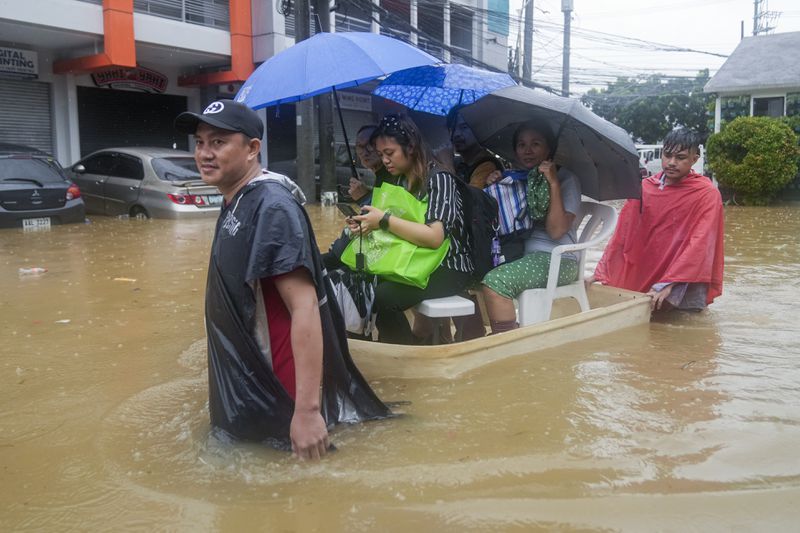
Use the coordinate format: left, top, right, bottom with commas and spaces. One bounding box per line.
205, 178, 390, 446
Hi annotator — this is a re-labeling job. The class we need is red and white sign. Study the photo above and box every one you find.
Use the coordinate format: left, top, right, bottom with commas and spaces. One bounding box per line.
91, 66, 168, 93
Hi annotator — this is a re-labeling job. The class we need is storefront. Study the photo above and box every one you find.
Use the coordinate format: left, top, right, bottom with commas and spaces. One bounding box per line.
76, 65, 191, 156
0, 47, 54, 153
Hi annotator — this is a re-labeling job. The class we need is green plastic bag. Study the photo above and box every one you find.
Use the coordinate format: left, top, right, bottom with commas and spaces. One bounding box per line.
341, 182, 450, 289
526, 167, 551, 221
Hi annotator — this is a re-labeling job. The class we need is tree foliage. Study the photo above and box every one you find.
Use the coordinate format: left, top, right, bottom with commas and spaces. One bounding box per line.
706, 116, 799, 205
581, 70, 713, 143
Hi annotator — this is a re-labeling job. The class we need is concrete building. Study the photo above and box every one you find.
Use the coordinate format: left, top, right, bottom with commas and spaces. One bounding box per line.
0, 0, 511, 167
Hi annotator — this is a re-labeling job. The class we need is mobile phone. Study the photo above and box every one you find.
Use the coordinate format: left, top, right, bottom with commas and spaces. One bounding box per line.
336, 202, 359, 218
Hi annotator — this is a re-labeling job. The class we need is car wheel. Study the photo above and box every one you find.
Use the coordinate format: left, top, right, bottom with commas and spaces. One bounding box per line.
130, 206, 150, 219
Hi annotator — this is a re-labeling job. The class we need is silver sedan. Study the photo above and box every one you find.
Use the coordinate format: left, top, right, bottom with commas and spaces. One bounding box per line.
67, 147, 222, 219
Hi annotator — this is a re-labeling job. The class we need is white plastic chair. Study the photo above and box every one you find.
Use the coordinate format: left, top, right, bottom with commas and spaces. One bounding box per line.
415, 295, 475, 344
517, 201, 618, 326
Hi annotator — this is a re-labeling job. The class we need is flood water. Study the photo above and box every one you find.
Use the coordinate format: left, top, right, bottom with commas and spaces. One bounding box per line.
2, 205, 799, 531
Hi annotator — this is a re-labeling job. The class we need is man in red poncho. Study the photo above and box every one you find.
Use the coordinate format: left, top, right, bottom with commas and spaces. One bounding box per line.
592, 128, 724, 311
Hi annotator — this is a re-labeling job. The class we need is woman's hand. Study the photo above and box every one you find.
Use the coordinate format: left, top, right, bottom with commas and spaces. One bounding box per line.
345, 215, 362, 235
348, 177, 369, 202
539, 160, 558, 184
352, 205, 384, 235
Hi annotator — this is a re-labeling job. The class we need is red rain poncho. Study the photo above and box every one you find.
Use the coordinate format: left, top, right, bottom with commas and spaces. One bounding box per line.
594, 172, 724, 304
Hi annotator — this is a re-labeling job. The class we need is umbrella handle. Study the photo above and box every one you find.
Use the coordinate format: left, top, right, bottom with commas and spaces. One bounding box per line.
332, 87, 361, 182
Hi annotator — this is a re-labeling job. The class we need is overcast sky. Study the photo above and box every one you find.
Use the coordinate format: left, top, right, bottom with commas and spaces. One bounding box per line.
507, 0, 800, 94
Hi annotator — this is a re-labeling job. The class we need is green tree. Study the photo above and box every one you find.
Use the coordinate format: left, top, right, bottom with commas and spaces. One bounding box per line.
581, 70, 713, 143
706, 116, 799, 205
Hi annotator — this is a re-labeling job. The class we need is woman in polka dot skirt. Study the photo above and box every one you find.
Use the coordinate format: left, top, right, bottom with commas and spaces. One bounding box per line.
481, 122, 582, 334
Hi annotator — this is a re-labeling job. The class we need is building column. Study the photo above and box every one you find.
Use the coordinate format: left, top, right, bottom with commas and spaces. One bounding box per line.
410, 0, 418, 45
51, 73, 81, 164
443, 1, 451, 63
371, 0, 380, 33
475, 1, 486, 65
714, 96, 722, 133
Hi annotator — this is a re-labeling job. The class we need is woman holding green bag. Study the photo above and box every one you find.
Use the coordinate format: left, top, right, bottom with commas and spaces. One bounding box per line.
346, 113, 473, 344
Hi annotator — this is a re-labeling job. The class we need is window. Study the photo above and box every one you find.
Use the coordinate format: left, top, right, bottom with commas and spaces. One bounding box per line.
753, 97, 785, 117
152, 157, 200, 181
0, 158, 66, 184
380, 0, 411, 42
418, 2, 444, 59
108, 154, 144, 180
81, 153, 116, 175
335, 0, 371, 32
450, 7, 474, 65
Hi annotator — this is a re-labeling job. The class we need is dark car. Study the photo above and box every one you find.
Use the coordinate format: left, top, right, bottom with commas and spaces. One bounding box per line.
0, 144, 85, 229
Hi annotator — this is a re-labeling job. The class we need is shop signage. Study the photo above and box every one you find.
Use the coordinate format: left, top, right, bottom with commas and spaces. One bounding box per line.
0, 47, 38, 78
337, 91, 372, 112
91, 66, 168, 93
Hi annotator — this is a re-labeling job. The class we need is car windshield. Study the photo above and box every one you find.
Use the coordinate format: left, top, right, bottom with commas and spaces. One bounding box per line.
0, 157, 66, 184
151, 157, 201, 181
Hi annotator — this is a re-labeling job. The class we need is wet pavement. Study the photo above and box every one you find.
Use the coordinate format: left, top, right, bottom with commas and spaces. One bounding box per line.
1, 205, 799, 531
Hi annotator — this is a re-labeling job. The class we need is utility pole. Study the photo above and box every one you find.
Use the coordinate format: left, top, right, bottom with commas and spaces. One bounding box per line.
313, 0, 336, 199
561, 0, 572, 97
753, 0, 760, 35
295, 0, 316, 201
753, 0, 781, 36
522, 0, 534, 82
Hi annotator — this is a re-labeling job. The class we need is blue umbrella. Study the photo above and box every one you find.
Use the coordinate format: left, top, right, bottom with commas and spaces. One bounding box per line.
372, 64, 516, 116
235, 31, 439, 182
235, 32, 439, 108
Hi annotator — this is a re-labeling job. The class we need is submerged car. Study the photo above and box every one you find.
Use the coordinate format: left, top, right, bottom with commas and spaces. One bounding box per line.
0, 143, 85, 229
68, 147, 222, 219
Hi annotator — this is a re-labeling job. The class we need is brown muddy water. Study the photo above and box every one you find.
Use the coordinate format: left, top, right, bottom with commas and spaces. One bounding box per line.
1, 205, 799, 531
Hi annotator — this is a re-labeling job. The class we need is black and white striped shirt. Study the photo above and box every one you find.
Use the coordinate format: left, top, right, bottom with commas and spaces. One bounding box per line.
425, 171, 473, 274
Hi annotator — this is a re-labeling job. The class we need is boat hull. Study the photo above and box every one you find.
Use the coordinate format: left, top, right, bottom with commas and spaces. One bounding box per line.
349, 284, 651, 379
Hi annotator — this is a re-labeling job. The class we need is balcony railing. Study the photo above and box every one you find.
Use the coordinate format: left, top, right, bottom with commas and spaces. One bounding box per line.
75, 0, 229, 31
334, 14, 371, 33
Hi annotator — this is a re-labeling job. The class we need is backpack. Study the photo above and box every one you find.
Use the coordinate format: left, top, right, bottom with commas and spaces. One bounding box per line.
452, 178, 499, 283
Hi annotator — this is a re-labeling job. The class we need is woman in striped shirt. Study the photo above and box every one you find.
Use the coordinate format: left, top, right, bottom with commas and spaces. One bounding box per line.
350, 113, 473, 344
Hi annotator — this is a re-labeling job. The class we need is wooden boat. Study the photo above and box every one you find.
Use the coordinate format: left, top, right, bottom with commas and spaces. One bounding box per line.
349, 284, 651, 379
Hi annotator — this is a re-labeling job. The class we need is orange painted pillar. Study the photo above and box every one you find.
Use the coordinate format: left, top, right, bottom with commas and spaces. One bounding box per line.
179, 0, 255, 87
54, 0, 135, 74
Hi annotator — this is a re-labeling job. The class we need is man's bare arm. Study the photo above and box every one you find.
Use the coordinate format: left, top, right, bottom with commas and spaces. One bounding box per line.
273, 268, 329, 460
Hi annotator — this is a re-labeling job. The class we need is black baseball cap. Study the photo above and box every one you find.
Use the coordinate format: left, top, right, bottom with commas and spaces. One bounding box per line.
175, 99, 264, 140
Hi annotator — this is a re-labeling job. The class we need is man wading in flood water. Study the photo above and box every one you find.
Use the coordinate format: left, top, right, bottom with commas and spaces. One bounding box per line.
591, 128, 724, 312
175, 100, 390, 459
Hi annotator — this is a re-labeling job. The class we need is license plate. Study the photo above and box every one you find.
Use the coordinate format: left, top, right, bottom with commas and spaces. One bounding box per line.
205, 195, 223, 206
23, 217, 51, 230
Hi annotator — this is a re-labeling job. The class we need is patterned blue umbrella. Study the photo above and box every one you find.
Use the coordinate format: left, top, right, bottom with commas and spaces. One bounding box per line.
373, 64, 516, 116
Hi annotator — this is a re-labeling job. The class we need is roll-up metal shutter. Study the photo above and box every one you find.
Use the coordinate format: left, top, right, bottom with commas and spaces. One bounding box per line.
0, 79, 53, 153
77, 86, 188, 156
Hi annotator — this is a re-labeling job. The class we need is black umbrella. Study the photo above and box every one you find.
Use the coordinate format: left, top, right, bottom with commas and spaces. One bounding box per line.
459, 85, 641, 201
